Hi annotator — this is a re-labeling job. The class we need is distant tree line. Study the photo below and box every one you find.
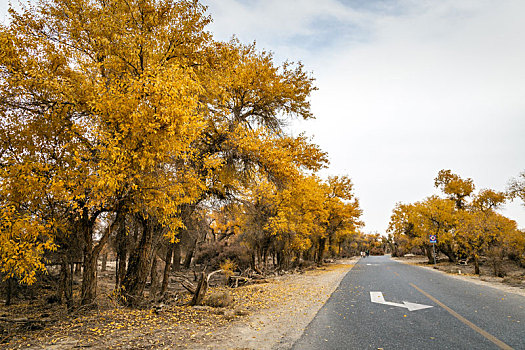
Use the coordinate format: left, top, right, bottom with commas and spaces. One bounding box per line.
387, 170, 525, 276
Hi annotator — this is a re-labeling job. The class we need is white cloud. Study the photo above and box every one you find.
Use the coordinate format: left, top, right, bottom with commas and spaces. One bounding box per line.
316, 0, 525, 222
204, 0, 525, 231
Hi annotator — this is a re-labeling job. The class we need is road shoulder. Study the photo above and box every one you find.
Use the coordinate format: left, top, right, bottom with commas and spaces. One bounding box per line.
198, 258, 358, 350
393, 256, 525, 297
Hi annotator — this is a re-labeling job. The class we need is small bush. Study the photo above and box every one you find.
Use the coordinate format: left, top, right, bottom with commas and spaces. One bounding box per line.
294, 259, 315, 269
205, 291, 233, 308
195, 243, 222, 268
220, 259, 237, 277
370, 247, 384, 255
195, 241, 251, 270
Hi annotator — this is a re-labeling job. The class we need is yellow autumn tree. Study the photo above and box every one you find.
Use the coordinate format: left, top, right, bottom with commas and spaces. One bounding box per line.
387, 203, 419, 257
389, 170, 521, 273
456, 210, 517, 276
153, 37, 324, 284
455, 189, 510, 275
242, 174, 362, 269
1, 0, 353, 309
434, 169, 475, 209
388, 197, 457, 263
322, 176, 362, 260
267, 175, 328, 266
0, 0, 211, 305
416, 196, 458, 262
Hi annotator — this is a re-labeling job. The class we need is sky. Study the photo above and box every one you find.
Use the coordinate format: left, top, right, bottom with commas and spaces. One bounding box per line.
201, 0, 525, 233
1, 0, 524, 233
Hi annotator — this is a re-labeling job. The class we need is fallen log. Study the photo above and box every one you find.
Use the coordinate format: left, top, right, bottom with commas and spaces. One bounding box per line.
0, 317, 47, 331
228, 276, 251, 288
171, 276, 196, 294
0, 317, 45, 323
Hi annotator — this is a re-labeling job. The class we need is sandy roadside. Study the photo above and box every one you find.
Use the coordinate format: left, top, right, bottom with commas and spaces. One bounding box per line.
194, 258, 359, 350
393, 257, 525, 297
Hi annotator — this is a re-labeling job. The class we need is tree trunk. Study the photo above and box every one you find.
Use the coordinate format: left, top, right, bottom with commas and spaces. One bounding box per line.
58, 257, 73, 309
439, 244, 456, 263
262, 248, 268, 271
149, 254, 160, 298
80, 210, 113, 305
122, 217, 155, 306
183, 239, 196, 269
80, 213, 97, 305
116, 253, 126, 287
74, 263, 82, 276
490, 247, 504, 277
474, 255, 480, 275
172, 241, 181, 272
317, 238, 326, 265
425, 245, 433, 264
81, 247, 98, 305
5, 278, 15, 306
101, 253, 108, 272
160, 243, 174, 296
328, 232, 335, 258
256, 248, 262, 271
190, 271, 208, 306
115, 213, 127, 288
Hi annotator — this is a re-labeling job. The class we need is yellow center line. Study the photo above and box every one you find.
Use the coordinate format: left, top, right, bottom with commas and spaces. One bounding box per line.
393, 271, 400, 277
409, 283, 514, 350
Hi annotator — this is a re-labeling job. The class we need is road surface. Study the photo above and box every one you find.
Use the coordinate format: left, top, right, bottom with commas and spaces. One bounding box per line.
292, 255, 525, 350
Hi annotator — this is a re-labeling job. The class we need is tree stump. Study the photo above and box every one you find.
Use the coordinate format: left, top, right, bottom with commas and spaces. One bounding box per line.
190, 272, 208, 306
189, 270, 222, 306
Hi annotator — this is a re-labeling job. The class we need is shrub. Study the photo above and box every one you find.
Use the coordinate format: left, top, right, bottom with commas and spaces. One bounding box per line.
195, 241, 252, 270
205, 291, 233, 308
220, 259, 237, 277
370, 247, 384, 255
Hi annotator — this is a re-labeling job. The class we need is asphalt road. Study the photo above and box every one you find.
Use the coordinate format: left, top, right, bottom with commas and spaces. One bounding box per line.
292, 255, 525, 350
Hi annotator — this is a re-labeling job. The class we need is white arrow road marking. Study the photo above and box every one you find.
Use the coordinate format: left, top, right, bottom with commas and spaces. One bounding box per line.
370, 292, 433, 311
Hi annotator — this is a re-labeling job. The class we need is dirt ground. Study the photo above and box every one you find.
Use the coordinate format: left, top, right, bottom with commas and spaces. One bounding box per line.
393, 255, 525, 297
4, 255, 522, 349
199, 259, 358, 350
0, 259, 357, 349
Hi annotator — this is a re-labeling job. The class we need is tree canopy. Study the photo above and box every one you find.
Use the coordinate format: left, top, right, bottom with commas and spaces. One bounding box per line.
388, 170, 524, 276
0, 0, 362, 307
